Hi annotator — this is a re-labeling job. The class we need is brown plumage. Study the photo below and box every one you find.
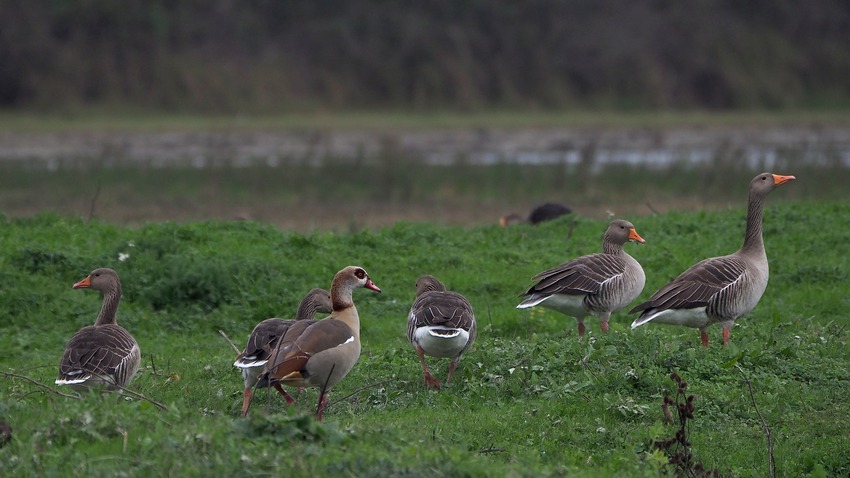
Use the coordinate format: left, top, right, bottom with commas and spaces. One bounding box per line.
517, 219, 646, 336
56, 268, 140, 392
407, 275, 476, 390
250, 266, 381, 420
630, 172, 796, 347
233, 288, 332, 416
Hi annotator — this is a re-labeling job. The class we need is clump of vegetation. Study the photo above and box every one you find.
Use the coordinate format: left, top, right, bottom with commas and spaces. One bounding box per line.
655, 372, 721, 477
235, 411, 348, 445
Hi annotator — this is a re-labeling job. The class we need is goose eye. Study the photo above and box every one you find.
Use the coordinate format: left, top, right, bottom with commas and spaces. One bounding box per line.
355, 269, 365, 279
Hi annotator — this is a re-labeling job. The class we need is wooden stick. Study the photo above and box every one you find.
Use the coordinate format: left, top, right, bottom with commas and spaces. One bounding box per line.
219, 330, 241, 355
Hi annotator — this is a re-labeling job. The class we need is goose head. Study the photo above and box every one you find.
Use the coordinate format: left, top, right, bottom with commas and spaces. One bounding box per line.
606, 219, 645, 245
751, 172, 796, 197
414, 275, 447, 297
73, 268, 121, 293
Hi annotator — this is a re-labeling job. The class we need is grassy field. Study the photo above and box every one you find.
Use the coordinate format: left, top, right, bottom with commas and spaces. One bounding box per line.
0, 199, 848, 477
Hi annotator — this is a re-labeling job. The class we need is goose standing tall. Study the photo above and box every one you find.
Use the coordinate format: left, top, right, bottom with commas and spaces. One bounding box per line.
630, 172, 796, 347
253, 266, 380, 420
56, 268, 140, 391
517, 219, 646, 336
407, 275, 476, 390
233, 288, 332, 416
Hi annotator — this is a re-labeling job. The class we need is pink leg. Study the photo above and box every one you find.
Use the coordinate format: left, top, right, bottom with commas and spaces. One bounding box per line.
600, 318, 610, 333
578, 321, 586, 337
446, 357, 459, 385
700, 329, 710, 348
240, 387, 253, 417
315, 392, 328, 421
722, 327, 731, 346
273, 383, 296, 404
417, 345, 441, 390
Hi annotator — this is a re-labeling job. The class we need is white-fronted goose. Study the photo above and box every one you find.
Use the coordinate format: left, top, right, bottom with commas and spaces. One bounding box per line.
55, 268, 140, 391
517, 219, 646, 336
233, 288, 332, 416
500, 202, 572, 227
254, 266, 381, 420
407, 275, 476, 390
630, 172, 796, 347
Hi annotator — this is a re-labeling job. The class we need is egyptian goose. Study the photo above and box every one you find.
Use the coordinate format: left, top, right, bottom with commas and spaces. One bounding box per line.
517, 219, 646, 336
630, 172, 796, 347
55, 268, 140, 391
407, 275, 476, 390
233, 288, 332, 416
500, 202, 572, 227
255, 266, 380, 420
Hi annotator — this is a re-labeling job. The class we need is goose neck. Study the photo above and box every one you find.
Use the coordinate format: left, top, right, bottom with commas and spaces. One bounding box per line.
741, 190, 766, 255
602, 240, 624, 255
94, 285, 121, 326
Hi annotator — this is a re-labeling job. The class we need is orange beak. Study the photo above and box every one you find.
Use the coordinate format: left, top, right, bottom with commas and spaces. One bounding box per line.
772, 174, 796, 186
628, 228, 646, 244
72, 276, 92, 289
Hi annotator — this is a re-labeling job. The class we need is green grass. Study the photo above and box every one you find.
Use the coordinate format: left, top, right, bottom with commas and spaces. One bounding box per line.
1, 201, 848, 476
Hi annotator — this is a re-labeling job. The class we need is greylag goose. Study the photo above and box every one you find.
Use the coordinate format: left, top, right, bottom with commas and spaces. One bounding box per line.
254, 266, 380, 420
55, 268, 140, 391
517, 219, 646, 336
630, 172, 796, 347
233, 288, 332, 416
500, 202, 572, 227
407, 275, 476, 390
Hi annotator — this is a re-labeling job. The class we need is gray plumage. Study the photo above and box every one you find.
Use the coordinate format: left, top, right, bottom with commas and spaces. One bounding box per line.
517, 219, 646, 336
630, 172, 796, 347
407, 275, 476, 389
56, 268, 140, 392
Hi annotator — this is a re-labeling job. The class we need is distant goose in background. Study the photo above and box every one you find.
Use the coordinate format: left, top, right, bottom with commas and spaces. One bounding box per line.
630, 172, 796, 347
407, 275, 476, 390
517, 220, 646, 336
56, 268, 140, 391
500, 202, 572, 227
233, 288, 332, 417
254, 266, 381, 420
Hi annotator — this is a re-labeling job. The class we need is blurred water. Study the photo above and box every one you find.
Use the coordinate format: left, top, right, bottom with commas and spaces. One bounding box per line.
0, 126, 848, 170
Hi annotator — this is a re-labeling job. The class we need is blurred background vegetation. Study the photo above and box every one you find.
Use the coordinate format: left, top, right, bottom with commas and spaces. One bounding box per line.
1, 1, 849, 229
2, 0, 850, 113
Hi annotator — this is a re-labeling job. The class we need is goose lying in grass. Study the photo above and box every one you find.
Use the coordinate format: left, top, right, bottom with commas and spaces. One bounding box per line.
56, 268, 140, 392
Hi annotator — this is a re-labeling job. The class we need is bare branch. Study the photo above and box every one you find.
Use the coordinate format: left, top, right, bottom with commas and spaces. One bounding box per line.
325, 378, 393, 411
645, 202, 660, 215
0, 370, 82, 400
87, 182, 102, 221
736, 364, 775, 478
219, 330, 242, 355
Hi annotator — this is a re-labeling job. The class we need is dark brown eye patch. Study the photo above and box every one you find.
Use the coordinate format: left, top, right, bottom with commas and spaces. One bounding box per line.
355, 269, 366, 279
